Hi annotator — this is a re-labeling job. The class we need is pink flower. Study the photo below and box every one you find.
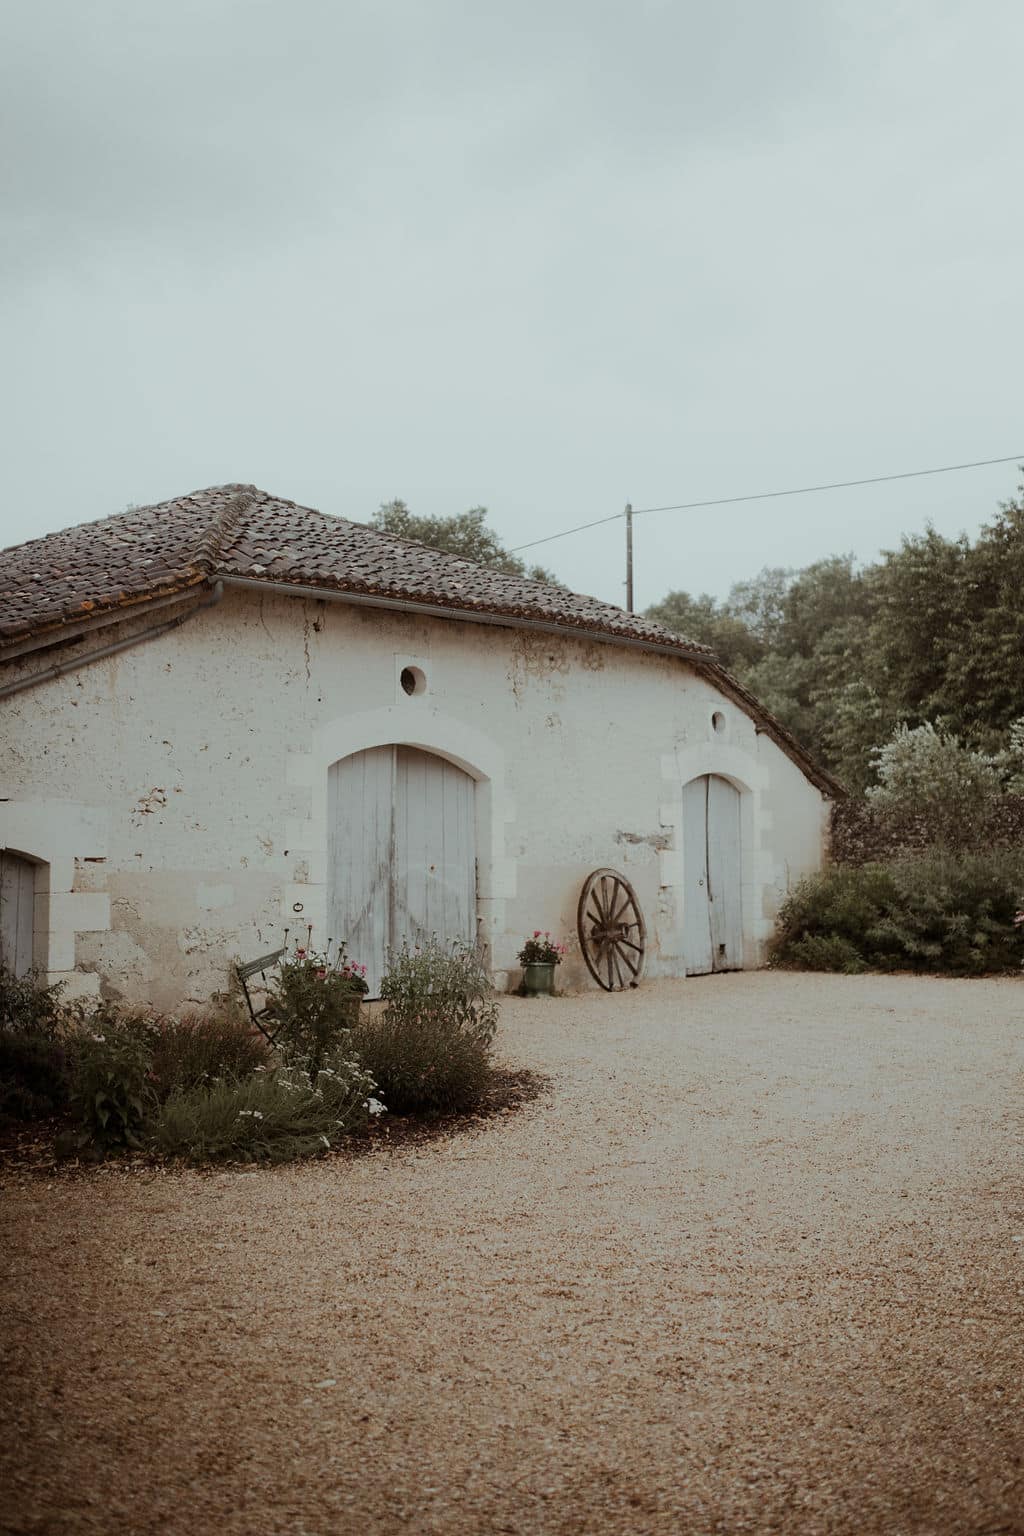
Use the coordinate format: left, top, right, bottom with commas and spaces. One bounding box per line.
533, 930, 541, 938
296, 948, 307, 959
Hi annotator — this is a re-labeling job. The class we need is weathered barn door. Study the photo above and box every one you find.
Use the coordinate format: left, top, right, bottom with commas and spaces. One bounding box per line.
0, 851, 35, 978
328, 746, 476, 995
682, 775, 743, 975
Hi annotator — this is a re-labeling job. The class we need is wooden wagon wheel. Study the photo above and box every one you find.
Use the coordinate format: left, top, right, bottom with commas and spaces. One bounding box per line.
577, 867, 647, 991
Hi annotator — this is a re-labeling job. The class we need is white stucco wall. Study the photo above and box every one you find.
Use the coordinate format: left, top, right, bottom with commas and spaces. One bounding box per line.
0, 589, 830, 1006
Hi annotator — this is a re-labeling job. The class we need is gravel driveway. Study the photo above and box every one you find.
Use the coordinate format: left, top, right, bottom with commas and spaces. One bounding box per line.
3, 973, 1023, 1536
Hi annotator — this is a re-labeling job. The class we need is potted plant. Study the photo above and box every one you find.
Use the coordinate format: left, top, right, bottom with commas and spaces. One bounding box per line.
517, 932, 566, 996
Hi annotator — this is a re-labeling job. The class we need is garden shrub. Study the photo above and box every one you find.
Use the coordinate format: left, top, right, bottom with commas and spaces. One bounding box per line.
151, 1048, 377, 1165
264, 946, 368, 1076
867, 723, 1004, 850
772, 851, 1024, 976
145, 1011, 269, 1100
0, 966, 65, 1035
0, 1030, 72, 1126
0, 966, 72, 1125
69, 1021, 154, 1155
779, 934, 867, 974
354, 940, 499, 1114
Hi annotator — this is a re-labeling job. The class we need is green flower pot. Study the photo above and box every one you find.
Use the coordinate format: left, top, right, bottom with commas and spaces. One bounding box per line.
522, 962, 556, 996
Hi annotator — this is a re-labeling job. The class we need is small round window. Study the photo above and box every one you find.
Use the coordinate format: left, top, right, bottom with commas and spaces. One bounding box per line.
711, 710, 727, 735
400, 666, 427, 697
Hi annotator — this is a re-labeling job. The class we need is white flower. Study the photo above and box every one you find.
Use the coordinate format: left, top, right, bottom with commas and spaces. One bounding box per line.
91, 1033, 106, 1043
367, 1097, 386, 1117
237, 1109, 252, 1118
252, 1110, 264, 1120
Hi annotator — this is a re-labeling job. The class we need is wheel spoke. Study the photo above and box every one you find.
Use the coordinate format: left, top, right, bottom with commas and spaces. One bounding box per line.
615, 944, 639, 976
610, 947, 626, 988
599, 876, 613, 922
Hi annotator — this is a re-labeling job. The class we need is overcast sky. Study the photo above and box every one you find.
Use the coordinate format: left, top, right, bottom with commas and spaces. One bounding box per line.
2, 0, 1021, 610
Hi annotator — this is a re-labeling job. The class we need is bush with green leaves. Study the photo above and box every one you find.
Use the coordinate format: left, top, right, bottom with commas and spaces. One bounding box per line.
0, 966, 65, 1035
0, 966, 72, 1125
145, 1011, 269, 1100
353, 940, 499, 1114
0, 1030, 72, 1126
867, 723, 1004, 849
68, 1022, 154, 1155
772, 851, 1024, 976
151, 1047, 377, 1165
264, 945, 369, 1076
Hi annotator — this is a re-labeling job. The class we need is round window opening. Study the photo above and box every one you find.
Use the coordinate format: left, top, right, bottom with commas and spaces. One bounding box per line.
711, 710, 727, 735
400, 665, 427, 697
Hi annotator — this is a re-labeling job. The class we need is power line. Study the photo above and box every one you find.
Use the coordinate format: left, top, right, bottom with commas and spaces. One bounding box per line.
509, 451, 1024, 554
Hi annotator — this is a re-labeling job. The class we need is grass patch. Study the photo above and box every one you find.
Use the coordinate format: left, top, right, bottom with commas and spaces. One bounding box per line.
150, 1051, 376, 1165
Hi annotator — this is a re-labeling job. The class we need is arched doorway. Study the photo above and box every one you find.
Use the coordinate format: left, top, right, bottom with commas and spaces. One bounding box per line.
327, 746, 477, 996
682, 774, 743, 975
0, 850, 37, 977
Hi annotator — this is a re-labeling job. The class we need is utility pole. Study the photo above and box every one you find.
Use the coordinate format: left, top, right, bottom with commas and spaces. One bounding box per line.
625, 502, 634, 613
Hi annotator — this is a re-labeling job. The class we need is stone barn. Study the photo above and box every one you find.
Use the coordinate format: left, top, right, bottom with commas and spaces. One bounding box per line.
0, 486, 840, 1005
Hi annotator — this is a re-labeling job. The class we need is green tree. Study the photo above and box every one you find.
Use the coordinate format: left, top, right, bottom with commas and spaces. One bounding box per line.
644, 590, 764, 671
867, 722, 1003, 848
726, 566, 793, 648
371, 501, 562, 586
940, 488, 1024, 747
777, 555, 875, 659
648, 555, 880, 786
869, 526, 971, 730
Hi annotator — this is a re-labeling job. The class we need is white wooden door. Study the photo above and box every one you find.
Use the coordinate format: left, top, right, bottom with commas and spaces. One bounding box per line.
328, 747, 394, 995
682, 777, 713, 975
707, 775, 743, 970
328, 746, 476, 996
0, 852, 35, 978
682, 775, 743, 975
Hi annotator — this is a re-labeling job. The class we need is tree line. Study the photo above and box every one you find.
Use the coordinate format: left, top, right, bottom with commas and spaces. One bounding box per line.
371, 479, 1024, 794
646, 477, 1024, 791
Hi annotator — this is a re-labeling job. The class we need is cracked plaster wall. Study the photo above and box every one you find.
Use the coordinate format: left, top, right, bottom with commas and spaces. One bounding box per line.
0, 590, 828, 1004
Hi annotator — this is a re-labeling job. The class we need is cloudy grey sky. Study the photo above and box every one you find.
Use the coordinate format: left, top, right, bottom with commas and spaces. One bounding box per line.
2, 0, 1021, 610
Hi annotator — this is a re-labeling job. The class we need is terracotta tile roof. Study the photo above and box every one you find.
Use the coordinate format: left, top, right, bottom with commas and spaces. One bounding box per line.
0, 483, 713, 659
0, 483, 842, 794
0, 486, 245, 644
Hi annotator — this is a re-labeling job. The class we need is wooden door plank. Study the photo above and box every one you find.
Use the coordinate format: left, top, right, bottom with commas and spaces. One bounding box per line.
328, 746, 394, 997
708, 776, 743, 971
440, 756, 476, 950
394, 746, 429, 951
682, 776, 713, 975
0, 852, 35, 978
396, 748, 476, 955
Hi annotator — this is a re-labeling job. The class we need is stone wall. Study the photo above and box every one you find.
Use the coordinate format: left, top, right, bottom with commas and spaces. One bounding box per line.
830, 795, 1024, 865
1, 589, 831, 1004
